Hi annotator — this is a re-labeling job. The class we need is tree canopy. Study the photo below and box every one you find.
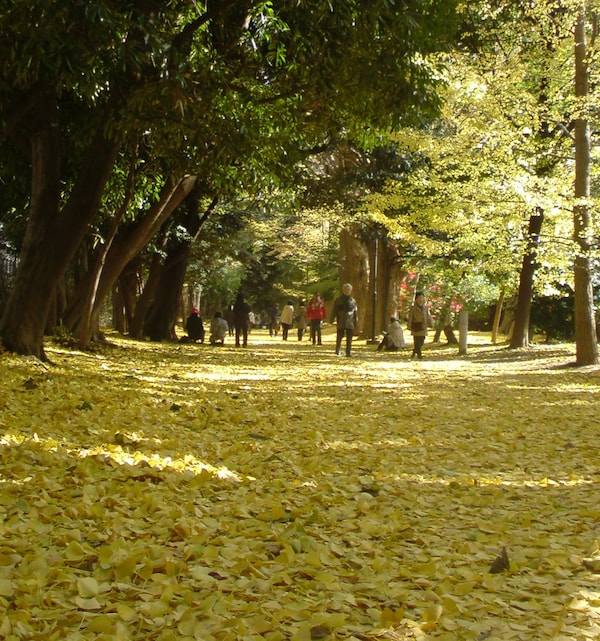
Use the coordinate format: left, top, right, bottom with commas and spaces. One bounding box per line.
0, 0, 461, 357
0, 0, 598, 360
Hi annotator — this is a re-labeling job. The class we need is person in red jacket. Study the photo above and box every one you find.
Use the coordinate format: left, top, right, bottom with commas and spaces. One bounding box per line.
306, 292, 326, 345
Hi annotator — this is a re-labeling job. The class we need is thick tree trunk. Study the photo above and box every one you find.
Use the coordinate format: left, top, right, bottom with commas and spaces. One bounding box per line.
0, 99, 120, 358
339, 227, 370, 336
118, 258, 142, 334
0, 89, 61, 358
129, 251, 166, 339
144, 244, 193, 342
340, 229, 405, 339
62, 175, 198, 339
573, 6, 598, 365
142, 190, 215, 341
508, 209, 544, 349
77, 145, 139, 348
379, 241, 405, 332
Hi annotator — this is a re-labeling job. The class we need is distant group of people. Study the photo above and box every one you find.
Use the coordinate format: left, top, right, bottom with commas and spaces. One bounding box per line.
182, 285, 433, 358
273, 293, 327, 343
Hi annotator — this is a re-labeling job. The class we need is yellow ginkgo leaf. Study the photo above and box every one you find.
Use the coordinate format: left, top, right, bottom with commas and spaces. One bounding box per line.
75, 596, 102, 610
0, 579, 15, 597
77, 577, 99, 598
116, 603, 138, 622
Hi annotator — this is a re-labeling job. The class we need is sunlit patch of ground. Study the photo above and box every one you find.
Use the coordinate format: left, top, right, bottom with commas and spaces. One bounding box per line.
1, 329, 599, 641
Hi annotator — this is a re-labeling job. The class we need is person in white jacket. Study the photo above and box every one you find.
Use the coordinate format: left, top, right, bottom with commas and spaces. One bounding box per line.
280, 301, 294, 341
376, 317, 405, 352
209, 311, 229, 345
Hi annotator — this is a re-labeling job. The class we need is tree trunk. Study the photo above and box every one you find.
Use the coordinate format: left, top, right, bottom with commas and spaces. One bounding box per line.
0, 98, 120, 358
339, 227, 370, 336
380, 241, 406, 330
573, 5, 598, 365
491, 287, 505, 345
77, 145, 139, 348
366, 237, 379, 342
142, 190, 215, 341
340, 229, 405, 339
62, 174, 198, 339
118, 258, 142, 334
112, 285, 127, 335
129, 251, 166, 339
458, 308, 469, 355
0, 89, 62, 358
508, 209, 544, 349
144, 244, 193, 341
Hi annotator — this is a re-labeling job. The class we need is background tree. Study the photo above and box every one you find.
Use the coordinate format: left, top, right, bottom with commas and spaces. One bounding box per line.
0, 0, 459, 358
573, 0, 599, 365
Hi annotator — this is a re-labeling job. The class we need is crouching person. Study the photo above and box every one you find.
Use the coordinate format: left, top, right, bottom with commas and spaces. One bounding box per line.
183, 307, 205, 343
376, 317, 405, 352
209, 311, 229, 345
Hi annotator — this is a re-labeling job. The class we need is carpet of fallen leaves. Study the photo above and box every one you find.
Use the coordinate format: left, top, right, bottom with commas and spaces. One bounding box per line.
1, 329, 600, 641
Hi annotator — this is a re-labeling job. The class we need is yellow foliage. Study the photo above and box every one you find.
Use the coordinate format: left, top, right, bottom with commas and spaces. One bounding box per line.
0, 331, 599, 640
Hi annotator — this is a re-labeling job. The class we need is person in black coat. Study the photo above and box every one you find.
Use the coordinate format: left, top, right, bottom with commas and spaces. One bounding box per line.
330, 283, 358, 357
232, 293, 251, 347
185, 307, 205, 343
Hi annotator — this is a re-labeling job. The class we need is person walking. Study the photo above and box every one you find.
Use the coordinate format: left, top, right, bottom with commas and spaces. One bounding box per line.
407, 291, 432, 359
330, 283, 358, 357
269, 304, 280, 337
232, 293, 251, 348
307, 292, 326, 345
280, 301, 294, 341
296, 302, 308, 341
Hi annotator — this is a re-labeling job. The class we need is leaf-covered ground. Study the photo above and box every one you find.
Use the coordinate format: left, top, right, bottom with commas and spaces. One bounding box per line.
1, 330, 600, 641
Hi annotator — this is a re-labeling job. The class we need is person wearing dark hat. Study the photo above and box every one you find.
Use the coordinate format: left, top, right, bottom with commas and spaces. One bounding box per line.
185, 307, 205, 343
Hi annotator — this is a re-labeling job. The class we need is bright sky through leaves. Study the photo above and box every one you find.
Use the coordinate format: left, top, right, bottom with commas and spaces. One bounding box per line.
1, 330, 600, 640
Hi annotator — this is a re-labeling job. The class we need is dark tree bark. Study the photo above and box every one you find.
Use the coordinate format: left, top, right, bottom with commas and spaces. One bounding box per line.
340, 228, 406, 339
143, 191, 217, 341
77, 145, 139, 348
61, 175, 198, 341
377, 240, 406, 334
118, 257, 142, 333
491, 287, 505, 344
143, 244, 193, 342
509, 209, 544, 348
0, 90, 120, 359
338, 227, 370, 336
129, 249, 167, 340
573, 5, 598, 365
